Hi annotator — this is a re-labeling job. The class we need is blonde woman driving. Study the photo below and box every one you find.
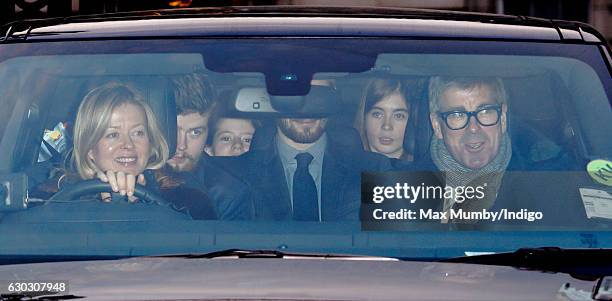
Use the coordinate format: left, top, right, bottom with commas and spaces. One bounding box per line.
69, 82, 169, 200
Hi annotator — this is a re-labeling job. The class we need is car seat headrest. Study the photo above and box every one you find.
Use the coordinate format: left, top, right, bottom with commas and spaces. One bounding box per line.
413, 79, 433, 163
135, 77, 177, 159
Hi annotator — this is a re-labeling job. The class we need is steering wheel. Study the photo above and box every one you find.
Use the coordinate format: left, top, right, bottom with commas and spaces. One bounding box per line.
50, 179, 172, 207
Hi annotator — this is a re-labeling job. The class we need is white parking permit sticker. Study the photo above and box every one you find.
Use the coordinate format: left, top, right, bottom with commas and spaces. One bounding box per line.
579, 188, 612, 219
464, 252, 495, 257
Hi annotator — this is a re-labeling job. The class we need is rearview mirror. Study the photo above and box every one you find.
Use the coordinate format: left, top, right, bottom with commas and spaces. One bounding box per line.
231, 85, 340, 118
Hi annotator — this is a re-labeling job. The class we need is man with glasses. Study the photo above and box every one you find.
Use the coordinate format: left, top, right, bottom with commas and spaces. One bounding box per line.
427, 76, 513, 224
424, 76, 594, 229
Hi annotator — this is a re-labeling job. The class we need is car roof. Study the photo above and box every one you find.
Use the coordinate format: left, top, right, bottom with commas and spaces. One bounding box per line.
0, 6, 606, 44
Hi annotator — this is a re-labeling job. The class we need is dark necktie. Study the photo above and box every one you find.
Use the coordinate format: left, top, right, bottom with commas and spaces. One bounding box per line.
292, 152, 319, 221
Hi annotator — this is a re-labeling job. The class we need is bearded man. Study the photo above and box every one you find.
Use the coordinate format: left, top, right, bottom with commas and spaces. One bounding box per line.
232, 85, 391, 221
162, 73, 251, 220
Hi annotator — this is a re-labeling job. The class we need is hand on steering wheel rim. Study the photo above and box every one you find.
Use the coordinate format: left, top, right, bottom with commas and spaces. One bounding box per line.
50, 179, 171, 207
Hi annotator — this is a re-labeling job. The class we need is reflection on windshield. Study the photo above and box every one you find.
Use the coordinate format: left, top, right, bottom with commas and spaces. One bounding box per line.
0, 39, 610, 259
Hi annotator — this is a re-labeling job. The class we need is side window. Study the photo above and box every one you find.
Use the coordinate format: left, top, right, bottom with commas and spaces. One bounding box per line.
505, 74, 576, 169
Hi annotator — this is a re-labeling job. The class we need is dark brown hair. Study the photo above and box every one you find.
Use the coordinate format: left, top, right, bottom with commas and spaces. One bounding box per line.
172, 73, 216, 115
354, 78, 413, 152
205, 102, 260, 145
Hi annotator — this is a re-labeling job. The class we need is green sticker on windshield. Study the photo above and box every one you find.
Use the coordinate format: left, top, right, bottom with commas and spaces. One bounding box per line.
587, 159, 612, 187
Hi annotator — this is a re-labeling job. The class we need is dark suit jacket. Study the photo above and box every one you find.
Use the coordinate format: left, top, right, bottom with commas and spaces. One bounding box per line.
188, 154, 253, 220
229, 132, 391, 221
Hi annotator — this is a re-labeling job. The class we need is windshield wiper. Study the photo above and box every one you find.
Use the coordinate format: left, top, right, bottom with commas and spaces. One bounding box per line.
443, 247, 612, 280
0, 293, 84, 300
150, 248, 398, 261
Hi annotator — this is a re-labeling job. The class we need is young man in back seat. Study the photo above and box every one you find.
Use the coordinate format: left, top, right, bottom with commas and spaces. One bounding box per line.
158, 73, 251, 220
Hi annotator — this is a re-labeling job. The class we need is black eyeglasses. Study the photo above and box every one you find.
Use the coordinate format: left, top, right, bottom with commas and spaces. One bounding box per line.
437, 105, 502, 130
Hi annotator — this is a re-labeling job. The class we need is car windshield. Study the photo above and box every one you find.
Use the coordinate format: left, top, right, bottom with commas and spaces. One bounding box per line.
0, 38, 610, 261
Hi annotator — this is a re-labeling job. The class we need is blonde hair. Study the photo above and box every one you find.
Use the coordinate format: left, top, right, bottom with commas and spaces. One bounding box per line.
72, 82, 169, 179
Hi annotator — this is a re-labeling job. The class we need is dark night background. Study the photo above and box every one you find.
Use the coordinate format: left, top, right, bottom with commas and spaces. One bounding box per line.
0, 0, 609, 44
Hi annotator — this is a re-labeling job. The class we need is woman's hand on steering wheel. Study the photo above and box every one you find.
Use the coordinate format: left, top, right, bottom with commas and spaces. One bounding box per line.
96, 170, 146, 202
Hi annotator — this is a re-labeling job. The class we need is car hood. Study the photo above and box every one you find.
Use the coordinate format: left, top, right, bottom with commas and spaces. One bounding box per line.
0, 256, 597, 300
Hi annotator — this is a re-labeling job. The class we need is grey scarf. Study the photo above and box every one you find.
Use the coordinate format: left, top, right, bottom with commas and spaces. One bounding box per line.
431, 134, 512, 214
